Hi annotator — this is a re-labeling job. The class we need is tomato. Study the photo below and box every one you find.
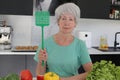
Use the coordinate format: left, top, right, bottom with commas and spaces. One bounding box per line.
20, 69, 33, 80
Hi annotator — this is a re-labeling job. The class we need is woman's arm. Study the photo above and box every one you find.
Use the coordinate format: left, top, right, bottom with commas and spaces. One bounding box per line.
60, 62, 93, 80
36, 49, 47, 75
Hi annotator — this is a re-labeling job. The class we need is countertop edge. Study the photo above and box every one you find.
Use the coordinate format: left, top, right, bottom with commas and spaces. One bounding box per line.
0, 48, 120, 55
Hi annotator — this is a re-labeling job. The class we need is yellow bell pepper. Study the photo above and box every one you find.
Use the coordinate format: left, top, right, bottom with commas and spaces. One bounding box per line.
44, 72, 59, 80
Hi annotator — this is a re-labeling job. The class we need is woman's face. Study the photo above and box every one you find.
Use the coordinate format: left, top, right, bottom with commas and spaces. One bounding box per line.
58, 13, 76, 34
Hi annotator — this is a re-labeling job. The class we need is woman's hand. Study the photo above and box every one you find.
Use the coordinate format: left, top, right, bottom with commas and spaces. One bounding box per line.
38, 48, 48, 63
36, 49, 48, 75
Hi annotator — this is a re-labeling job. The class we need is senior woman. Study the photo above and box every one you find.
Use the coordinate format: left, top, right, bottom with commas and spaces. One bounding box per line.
34, 3, 92, 80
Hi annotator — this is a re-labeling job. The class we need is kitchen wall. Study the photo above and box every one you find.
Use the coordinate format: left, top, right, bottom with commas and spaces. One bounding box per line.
0, 15, 33, 46
1, 15, 120, 47
0, 15, 120, 77
31, 16, 120, 47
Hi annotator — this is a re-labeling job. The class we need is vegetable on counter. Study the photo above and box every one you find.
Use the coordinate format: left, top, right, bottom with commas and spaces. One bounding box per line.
0, 77, 5, 80
115, 66, 120, 80
20, 69, 33, 80
5, 73, 19, 80
0, 73, 19, 80
44, 72, 59, 80
86, 60, 120, 80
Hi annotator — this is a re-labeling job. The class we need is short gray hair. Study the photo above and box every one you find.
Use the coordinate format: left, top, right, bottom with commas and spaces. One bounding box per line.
55, 3, 80, 23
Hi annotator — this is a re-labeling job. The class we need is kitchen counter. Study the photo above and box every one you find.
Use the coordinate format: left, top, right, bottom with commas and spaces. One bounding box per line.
0, 48, 120, 77
0, 48, 120, 55
89, 48, 120, 55
0, 50, 35, 55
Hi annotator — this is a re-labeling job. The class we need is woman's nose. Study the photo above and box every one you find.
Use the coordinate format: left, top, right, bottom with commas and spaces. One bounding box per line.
64, 21, 70, 26
64, 19, 70, 24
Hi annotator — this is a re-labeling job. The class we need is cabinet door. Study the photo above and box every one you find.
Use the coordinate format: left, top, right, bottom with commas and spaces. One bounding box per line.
26, 55, 37, 77
44, 0, 111, 19
0, 55, 25, 77
90, 55, 120, 66
0, 0, 33, 15
74, 0, 110, 19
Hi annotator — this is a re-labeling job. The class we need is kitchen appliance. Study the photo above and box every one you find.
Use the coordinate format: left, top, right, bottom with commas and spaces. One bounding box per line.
78, 31, 92, 48
0, 21, 13, 50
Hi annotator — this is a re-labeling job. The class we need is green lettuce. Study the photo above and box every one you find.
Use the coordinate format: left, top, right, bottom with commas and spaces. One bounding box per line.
86, 60, 120, 80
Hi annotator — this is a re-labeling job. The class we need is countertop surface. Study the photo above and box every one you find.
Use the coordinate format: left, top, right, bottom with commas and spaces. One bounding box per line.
89, 48, 120, 55
0, 48, 120, 55
0, 50, 35, 55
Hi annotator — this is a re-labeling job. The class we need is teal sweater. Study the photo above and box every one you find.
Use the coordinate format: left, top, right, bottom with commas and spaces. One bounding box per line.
34, 36, 91, 77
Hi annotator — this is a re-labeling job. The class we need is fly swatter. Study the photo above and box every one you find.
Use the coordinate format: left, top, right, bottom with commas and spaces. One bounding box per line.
35, 11, 50, 66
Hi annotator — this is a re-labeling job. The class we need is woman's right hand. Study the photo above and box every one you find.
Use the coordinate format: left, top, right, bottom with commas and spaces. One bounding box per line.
38, 48, 48, 63
36, 48, 48, 75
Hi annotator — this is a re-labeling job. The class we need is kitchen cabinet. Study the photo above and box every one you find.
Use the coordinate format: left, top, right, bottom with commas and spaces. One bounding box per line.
26, 55, 37, 77
0, 49, 120, 76
49, 0, 110, 19
74, 0, 120, 20
90, 54, 120, 66
89, 48, 120, 66
75, 0, 110, 19
0, 0, 33, 15
79, 48, 120, 73
0, 52, 37, 77
78, 54, 120, 73
0, 55, 25, 77
49, 0, 120, 20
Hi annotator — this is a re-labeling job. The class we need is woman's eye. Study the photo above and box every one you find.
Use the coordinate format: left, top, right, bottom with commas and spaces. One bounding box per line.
69, 18, 73, 21
60, 17, 74, 21
61, 18, 66, 20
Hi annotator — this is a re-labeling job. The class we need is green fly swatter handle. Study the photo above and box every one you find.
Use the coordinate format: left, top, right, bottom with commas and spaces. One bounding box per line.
41, 26, 44, 50
41, 26, 45, 66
